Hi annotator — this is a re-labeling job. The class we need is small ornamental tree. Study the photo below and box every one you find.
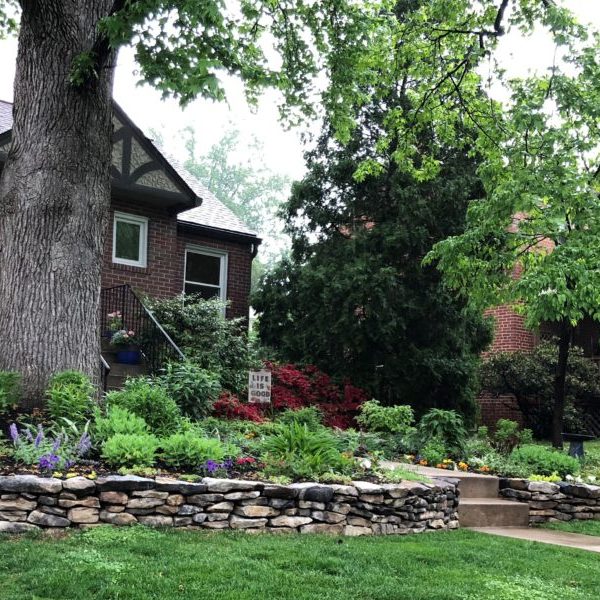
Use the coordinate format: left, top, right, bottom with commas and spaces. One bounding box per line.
427, 29, 600, 446
213, 363, 367, 429
480, 340, 600, 438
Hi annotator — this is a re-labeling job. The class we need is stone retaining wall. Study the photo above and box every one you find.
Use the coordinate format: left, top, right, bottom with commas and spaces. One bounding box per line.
0, 475, 459, 535
500, 478, 600, 524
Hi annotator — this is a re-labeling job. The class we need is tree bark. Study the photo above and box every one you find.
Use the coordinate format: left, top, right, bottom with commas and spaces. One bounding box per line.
551, 319, 572, 448
0, 2, 115, 407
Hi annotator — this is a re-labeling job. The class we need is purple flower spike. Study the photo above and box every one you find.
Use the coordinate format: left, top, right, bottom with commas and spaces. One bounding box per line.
51, 435, 61, 453
75, 432, 91, 456
34, 425, 44, 449
25, 428, 33, 443
9, 423, 19, 444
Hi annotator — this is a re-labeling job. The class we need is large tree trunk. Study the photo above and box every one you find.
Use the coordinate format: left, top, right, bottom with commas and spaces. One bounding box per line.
551, 320, 572, 448
0, 2, 115, 407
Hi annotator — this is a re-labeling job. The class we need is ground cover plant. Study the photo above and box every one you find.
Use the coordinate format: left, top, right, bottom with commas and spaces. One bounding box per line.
0, 527, 599, 600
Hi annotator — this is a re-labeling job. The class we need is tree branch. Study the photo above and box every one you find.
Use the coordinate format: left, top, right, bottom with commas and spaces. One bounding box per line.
72, 0, 135, 90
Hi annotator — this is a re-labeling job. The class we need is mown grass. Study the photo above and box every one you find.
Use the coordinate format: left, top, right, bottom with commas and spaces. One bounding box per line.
540, 520, 600, 537
0, 527, 598, 599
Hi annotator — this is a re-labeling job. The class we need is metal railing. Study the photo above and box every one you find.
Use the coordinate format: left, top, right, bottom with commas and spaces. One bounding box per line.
100, 284, 184, 373
100, 354, 111, 392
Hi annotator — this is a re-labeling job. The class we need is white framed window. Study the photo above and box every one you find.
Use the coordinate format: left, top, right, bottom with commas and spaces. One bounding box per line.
184, 246, 228, 303
112, 212, 148, 268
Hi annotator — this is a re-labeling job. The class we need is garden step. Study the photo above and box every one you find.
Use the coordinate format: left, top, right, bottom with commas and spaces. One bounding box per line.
454, 475, 499, 499
399, 464, 500, 499
459, 498, 529, 528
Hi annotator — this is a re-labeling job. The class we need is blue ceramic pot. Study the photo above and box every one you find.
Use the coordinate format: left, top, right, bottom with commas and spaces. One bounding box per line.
116, 349, 141, 365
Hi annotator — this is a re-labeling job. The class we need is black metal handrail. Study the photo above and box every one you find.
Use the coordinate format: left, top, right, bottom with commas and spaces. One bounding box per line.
100, 354, 111, 392
100, 284, 184, 373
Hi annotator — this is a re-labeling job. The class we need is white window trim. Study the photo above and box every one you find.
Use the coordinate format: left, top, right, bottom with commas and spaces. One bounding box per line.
112, 212, 148, 268
184, 245, 228, 307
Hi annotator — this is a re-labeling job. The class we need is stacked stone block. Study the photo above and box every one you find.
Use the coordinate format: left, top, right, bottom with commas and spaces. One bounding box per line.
0, 475, 459, 535
500, 478, 600, 524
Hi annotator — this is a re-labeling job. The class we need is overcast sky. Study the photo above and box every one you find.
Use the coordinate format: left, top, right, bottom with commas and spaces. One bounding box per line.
1, 1, 600, 183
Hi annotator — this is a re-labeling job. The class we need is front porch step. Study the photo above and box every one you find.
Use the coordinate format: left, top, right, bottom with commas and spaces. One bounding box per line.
459, 498, 530, 528
106, 374, 127, 391
101, 352, 149, 392
107, 363, 146, 377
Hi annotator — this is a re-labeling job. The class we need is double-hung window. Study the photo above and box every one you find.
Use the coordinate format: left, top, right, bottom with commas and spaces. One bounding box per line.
112, 212, 148, 268
184, 246, 228, 302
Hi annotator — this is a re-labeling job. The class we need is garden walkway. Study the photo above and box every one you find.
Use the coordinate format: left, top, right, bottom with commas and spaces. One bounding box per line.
469, 527, 600, 553
382, 460, 600, 553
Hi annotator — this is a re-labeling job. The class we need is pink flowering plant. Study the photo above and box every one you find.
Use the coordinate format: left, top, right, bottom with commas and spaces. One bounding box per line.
110, 329, 138, 348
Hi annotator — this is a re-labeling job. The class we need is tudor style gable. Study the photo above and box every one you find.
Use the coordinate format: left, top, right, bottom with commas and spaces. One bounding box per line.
109, 105, 199, 212
0, 100, 200, 214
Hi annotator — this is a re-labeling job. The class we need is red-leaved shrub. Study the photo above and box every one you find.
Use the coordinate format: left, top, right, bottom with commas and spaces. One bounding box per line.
213, 392, 265, 422
213, 363, 367, 428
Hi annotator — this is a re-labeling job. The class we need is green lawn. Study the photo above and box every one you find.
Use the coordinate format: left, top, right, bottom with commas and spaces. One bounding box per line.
540, 520, 600, 537
0, 527, 598, 599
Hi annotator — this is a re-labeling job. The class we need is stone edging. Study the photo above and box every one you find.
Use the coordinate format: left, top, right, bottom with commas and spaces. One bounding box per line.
500, 478, 600, 524
0, 474, 459, 535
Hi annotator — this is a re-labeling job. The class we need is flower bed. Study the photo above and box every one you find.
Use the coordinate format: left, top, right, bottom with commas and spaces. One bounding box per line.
0, 474, 459, 535
499, 478, 600, 524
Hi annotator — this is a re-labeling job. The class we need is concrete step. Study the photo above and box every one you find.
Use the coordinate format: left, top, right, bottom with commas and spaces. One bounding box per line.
459, 498, 529, 528
456, 475, 499, 499
400, 464, 500, 499
106, 374, 127, 391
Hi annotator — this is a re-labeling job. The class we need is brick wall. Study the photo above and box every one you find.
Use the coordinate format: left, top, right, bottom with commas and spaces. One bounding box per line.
478, 393, 524, 429
102, 199, 180, 298
477, 306, 537, 427
484, 305, 537, 354
101, 198, 254, 320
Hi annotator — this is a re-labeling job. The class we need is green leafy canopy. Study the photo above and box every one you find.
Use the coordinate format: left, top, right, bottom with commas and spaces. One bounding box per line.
427, 25, 600, 330
1, 1, 579, 157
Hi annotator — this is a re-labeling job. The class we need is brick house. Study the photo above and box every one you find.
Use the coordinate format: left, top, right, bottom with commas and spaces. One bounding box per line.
0, 100, 260, 322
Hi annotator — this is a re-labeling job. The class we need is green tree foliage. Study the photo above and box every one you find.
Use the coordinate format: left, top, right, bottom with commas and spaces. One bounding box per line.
480, 340, 600, 439
426, 15, 600, 445
253, 98, 493, 421
182, 127, 292, 291
0, 1, 570, 157
183, 128, 290, 246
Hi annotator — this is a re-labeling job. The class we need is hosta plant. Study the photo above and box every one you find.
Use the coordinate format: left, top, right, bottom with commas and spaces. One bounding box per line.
160, 432, 232, 469
101, 433, 159, 468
